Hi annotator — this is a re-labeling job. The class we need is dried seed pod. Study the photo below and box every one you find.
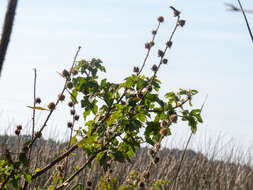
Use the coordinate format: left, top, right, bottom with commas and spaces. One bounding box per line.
70, 109, 75, 115
166, 40, 173, 48
71, 68, 78, 76
68, 101, 74, 107
67, 122, 73, 128
86, 181, 92, 186
151, 64, 158, 72
66, 81, 73, 89
148, 149, 154, 156
62, 69, 70, 78
149, 41, 155, 47
58, 94, 65, 101
35, 131, 42, 138
35, 97, 41, 104
158, 49, 164, 57
138, 181, 146, 188
170, 114, 178, 123
15, 129, 20, 136
74, 115, 80, 121
152, 30, 157, 35
178, 19, 186, 27
16, 125, 22, 130
160, 120, 168, 128
133, 66, 140, 73
170, 6, 181, 17
142, 170, 150, 179
48, 102, 56, 110
146, 84, 153, 92
157, 16, 164, 23
154, 156, 160, 164
162, 59, 168, 64
160, 127, 168, 136
145, 42, 151, 49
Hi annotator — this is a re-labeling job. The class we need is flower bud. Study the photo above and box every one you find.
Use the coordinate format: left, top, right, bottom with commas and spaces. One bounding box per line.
58, 94, 65, 101
157, 16, 164, 23
48, 102, 56, 110
66, 81, 73, 89
151, 64, 158, 72
178, 20, 186, 27
166, 41, 173, 48
35, 97, 41, 104
62, 69, 70, 78
160, 127, 168, 136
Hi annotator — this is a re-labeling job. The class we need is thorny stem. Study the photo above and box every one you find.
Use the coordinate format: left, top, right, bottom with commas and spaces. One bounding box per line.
28, 47, 81, 149
0, 0, 18, 77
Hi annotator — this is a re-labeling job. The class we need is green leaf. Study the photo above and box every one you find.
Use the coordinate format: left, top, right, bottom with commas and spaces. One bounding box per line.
27, 106, 49, 111
24, 172, 32, 182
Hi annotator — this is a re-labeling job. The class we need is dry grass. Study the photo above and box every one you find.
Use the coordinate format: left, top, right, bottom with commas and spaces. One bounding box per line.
1, 135, 252, 190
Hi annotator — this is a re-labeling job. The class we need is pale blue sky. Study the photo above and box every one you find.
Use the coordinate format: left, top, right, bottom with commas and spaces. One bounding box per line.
0, 0, 253, 154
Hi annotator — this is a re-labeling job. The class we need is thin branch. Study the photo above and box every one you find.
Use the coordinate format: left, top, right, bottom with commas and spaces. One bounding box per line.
0, 0, 18, 77
32, 143, 79, 179
28, 47, 81, 149
171, 94, 208, 190
225, 3, 253, 13
237, 0, 253, 43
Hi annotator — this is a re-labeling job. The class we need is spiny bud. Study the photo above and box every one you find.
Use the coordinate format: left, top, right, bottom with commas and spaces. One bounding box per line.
16, 125, 22, 130
162, 59, 168, 64
62, 69, 70, 78
74, 115, 80, 121
67, 122, 73, 128
138, 181, 146, 188
86, 181, 92, 186
178, 19, 186, 27
149, 41, 155, 47
66, 81, 73, 89
145, 42, 151, 49
71, 68, 78, 76
56, 165, 63, 172
15, 129, 21, 136
166, 41, 173, 48
151, 64, 158, 72
68, 101, 74, 107
48, 102, 56, 110
152, 30, 157, 35
58, 94, 65, 101
137, 91, 143, 99
146, 84, 152, 92
170, 6, 181, 17
70, 109, 75, 115
169, 114, 178, 123
133, 66, 140, 73
35, 131, 42, 138
154, 156, 160, 164
35, 97, 41, 104
142, 170, 150, 179
160, 120, 168, 128
148, 149, 154, 156
157, 16, 164, 23
158, 49, 164, 57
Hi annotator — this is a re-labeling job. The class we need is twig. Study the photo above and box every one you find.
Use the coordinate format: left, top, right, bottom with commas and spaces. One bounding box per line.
237, 0, 253, 43
171, 94, 208, 190
0, 0, 18, 77
32, 143, 79, 179
55, 154, 97, 190
28, 47, 81, 149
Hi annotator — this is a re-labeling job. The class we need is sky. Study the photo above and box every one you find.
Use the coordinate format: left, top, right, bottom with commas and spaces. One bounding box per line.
0, 0, 253, 157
